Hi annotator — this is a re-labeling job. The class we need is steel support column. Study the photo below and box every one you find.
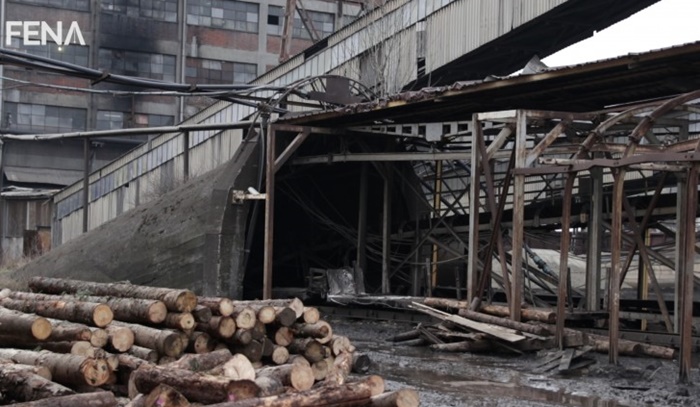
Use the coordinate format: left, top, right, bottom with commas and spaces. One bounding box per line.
467, 118, 481, 302
263, 126, 276, 300
510, 111, 527, 321
356, 162, 368, 293
556, 173, 575, 348
382, 163, 392, 294
585, 167, 603, 311
675, 173, 687, 333
609, 169, 623, 365
679, 165, 697, 383
82, 138, 90, 233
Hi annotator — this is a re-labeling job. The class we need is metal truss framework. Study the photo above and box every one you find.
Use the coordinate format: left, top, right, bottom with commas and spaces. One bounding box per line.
263, 90, 700, 383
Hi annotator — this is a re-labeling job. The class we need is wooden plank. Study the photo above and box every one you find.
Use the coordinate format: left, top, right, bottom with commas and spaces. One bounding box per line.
558, 348, 575, 371
411, 303, 526, 343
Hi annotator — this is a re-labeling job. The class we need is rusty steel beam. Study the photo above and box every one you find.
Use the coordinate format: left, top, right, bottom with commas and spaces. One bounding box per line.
679, 165, 698, 383
263, 126, 276, 300
468, 119, 482, 302
609, 169, 624, 365
274, 130, 310, 173
525, 121, 569, 167
556, 172, 575, 349
510, 110, 527, 322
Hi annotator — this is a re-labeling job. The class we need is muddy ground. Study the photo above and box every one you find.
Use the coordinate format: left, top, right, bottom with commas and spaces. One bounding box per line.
330, 318, 700, 406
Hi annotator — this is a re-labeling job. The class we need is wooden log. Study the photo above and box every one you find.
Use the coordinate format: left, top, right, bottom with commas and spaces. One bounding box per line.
256, 362, 314, 391
274, 307, 297, 327
0, 306, 52, 340
331, 335, 352, 356
457, 309, 551, 337
287, 354, 310, 367
0, 297, 113, 327
302, 307, 320, 324
364, 389, 420, 407
271, 327, 293, 346
207, 353, 256, 380
187, 331, 217, 354
197, 316, 236, 339
479, 304, 556, 324
127, 346, 159, 364
8, 291, 168, 325
250, 320, 267, 341
288, 337, 327, 363
261, 337, 274, 357
164, 313, 195, 331
326, 351, 353, 385
388, 329, 420, 343
0, 358, 52, 379
192, 305, 213, 323
197, 297, 234, 317
125, 394, 145, 407
255, 306, 276, 325
10, 391, 118, 407
89, 328, 109, 347
270, 345, 289, 365
292, 321, 333, 344
111, 322, 184, 357
231, 307, 257, 330
43, 318, 91, 343
0, 349, 110, 386
0, 363, 74, 402
311, 359, 329, 381
430, 340, 492, 352
168, 348, 233, 372
235, 339, 264, 363
232, 298, 304, 320
585, 333, 675, 359
105, 326, 135, 353
395, 338, 426, 347
207, 375, 384, 407
231, 328, 253, 346
132, 363, 260, 404
28, 277, 197, 313
144, 384, 190, 407
352, 352, 371, 374
253, 376, 284, 397
587, 336, 640, 355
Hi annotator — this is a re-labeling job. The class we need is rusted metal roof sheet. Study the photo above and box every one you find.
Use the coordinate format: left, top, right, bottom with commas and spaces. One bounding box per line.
278, 41, 700, 126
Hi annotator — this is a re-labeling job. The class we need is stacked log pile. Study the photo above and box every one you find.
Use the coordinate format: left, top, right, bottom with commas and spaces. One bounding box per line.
0, 278, 418, 407
395, 298, 676, 373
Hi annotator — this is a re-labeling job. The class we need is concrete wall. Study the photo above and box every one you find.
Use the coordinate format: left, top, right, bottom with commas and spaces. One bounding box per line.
14, 137, 260, 298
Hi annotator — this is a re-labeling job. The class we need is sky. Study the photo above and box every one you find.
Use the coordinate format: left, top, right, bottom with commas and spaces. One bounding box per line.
542, 0, 700, 67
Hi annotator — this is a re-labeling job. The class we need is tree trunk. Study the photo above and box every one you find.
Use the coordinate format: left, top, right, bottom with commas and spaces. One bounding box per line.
388, 330, 419, 343
363, 389, 420, 407
232, 298, 304, 320
352, 353, 371, 374
331, 336, 352, 356
326, 351, 353, 385
457, 309, 551, 337
164, 313, 195, 330
43, 319, 91, 343
0, 349, 110, 387
207, 353, 255, 380
231, 328, 253, 346
89, 328, 109, 347
256, 362, 314, 391
206, 375, 384, 407
0, 297, 113, 327
7, 291, 168, 325
271, 327, 293, 346
105, 325, 135, 353
479, 304, 556, 324
251, 321, 267, 341
10, 391, 118, 407
0, 307, 52, 340
288, 338, 327, 363
131, 363, 259, 404
197, 316, 236, 339
28, 278, 197, 313
274, 308, 297, 327
167, 348, 233, 372
311, 359, 329, 381
302, 307, 320, 324
0, 363, 75, 402
253, 376, 284, 397
430, 340, 492, 352
126, 346, 159, 364
231, 307, 257, 330
292, 321, 332, 344
254, 306, 276, 325
111, 322, 184, 357
144, 384, 190, 407
197, 297, 234, 317
235, 340, 263, 363
270, 345, 289, 365
187, 331, 217, 354
192, 305, 213, 323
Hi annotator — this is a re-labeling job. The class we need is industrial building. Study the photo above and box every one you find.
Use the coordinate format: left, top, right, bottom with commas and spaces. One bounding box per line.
0, 0, 362, 259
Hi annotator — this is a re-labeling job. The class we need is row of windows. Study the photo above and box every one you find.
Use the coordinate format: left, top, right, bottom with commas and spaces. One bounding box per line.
1, 103, 175, 133
12, 0, 89, 11
187, 0, 259, 33
185, 59, 257, 84
98, 49, 177, 82
8, 38, 89, 66
266, 6, 337, 39
102, 0, 178, 23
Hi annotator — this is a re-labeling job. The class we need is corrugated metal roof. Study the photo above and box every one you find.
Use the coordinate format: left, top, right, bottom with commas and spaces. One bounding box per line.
278, 41, 700, 126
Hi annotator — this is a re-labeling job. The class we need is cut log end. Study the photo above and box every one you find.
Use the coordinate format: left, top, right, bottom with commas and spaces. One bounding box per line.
234, 308, 257, 330
93, 304, 114, 328
81, 358, 111, 387
148, 302, 168, 324
173, 291, 198, 313
31, 318, 52, 341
